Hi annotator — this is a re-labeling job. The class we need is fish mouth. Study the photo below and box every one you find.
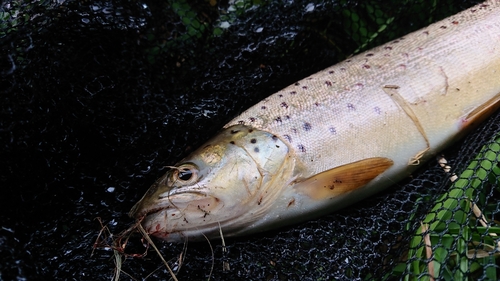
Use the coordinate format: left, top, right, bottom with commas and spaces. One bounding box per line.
129, 191, 215, 220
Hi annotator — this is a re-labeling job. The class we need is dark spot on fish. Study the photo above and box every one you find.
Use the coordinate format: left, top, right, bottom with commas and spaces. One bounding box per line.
363, 64, 371, 69
230, 129, 240, 134
314, 102, 320, 107
275, 116, 282, 123
284, 134, 292, 142
298, 144, 306, 152
249, 117, 256, 122
347, 103, 355, 110
285, 115, 290, 120
238, 120, 244, 125
423, 31, 429, 35
440, 25, 447, 29
261, 106, 267, 110
384, 46, 392, 50
257, 196, 263, 205
272, 135, 278, 141
295, 82, 300, 86
230, 141, 235, 144
302, 86, 308, 90
452, 20, 459, 25
276, 145, 280, 148
254, 147, 259, 153
374, 106, 381, 114
292, 128, 297, 134
250, 138, 257, 143
329, 127, 336, 134
281, 102, 288, 109
325, 81, 332, 87
303, 122, 312, 131
249, 129, 253, 133
290, 91, 297, 95
392, 40, 400, 44
287, 199, 295, 208
279, 94, 283, 98
215, 197, 220, 202
329, 70, 334, 74
366, 53, 374, 57
346, 59, 351, 62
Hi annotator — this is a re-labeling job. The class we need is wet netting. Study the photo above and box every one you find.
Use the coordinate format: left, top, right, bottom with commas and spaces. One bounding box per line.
1, 0, 499, 280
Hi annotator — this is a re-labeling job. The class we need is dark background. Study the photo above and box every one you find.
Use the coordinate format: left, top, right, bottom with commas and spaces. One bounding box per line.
1, 0, 497, 280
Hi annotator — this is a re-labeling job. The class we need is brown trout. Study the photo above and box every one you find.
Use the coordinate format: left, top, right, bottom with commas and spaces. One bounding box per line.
130, 1, 500, 242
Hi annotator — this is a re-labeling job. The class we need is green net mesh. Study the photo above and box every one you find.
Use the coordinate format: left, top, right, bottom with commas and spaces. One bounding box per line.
1, 0, 499, 280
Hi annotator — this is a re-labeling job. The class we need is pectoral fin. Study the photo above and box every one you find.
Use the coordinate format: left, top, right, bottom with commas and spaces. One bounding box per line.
295, 157, 394, 200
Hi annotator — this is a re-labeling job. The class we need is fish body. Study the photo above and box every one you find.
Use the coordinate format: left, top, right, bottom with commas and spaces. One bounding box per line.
130, 1, 500, 242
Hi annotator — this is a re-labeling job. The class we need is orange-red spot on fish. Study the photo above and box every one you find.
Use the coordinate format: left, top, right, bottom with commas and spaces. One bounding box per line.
452, 21, 459, 25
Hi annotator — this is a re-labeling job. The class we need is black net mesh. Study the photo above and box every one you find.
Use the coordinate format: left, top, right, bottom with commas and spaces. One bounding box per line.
1, 0, 499, 280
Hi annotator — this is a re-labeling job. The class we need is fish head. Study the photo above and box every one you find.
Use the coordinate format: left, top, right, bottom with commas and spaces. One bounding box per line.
129, 125, 293, 241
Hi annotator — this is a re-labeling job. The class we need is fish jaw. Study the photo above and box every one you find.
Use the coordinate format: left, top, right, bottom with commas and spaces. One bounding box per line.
129, 125, 296, 242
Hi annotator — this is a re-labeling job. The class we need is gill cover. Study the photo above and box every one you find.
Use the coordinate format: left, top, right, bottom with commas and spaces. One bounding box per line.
129, 125, 292, 241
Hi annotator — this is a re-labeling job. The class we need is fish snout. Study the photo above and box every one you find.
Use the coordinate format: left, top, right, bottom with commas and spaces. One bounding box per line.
128, 174, 169, 218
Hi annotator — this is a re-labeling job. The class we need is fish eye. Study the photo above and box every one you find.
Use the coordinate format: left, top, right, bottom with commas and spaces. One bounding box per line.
171, 163, 198, 185
179, 168, 192, 181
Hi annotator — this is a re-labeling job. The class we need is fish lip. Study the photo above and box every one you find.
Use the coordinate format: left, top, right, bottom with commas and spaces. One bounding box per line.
131, 191, 209, 220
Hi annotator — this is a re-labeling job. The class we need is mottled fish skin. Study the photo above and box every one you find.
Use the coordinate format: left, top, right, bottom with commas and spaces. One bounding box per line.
130, 1, 500, 242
